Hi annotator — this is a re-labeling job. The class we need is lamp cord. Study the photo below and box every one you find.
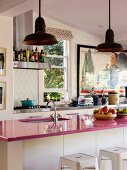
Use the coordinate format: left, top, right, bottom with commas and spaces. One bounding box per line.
109, 0, 111, 29
39, 0, 41, 17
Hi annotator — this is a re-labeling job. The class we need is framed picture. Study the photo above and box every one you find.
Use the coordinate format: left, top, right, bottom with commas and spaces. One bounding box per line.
0, 82, 6, 110
77, 44, 127, 97
0, 47, 6, 76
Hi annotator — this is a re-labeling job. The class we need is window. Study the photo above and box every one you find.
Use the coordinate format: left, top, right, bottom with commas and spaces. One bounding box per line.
43, 40, 69, 102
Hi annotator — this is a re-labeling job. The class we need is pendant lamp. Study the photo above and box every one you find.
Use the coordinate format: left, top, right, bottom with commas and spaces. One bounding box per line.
96, 0, 124, 52
22, 0, 58, 45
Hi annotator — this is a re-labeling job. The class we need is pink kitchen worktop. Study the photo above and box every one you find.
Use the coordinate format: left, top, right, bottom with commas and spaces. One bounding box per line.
0, 114, 127, 142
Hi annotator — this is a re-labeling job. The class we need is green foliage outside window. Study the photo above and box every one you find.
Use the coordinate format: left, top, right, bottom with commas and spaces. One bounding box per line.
45, 41, 63, 55
44, 68, 64, 88
44, 57, 64, 66
44, 41, 65, 101
44, 92, 64, 102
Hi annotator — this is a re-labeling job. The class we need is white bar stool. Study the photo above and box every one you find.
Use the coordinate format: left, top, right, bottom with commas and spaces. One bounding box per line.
59, 153, 99, 170
99, 147, 127, 170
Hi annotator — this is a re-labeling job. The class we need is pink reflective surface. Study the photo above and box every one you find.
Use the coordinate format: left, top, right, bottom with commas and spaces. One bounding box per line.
0, 115, 127, 142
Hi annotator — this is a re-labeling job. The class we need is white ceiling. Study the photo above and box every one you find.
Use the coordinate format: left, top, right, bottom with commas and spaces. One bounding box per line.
1, 0, 127, 46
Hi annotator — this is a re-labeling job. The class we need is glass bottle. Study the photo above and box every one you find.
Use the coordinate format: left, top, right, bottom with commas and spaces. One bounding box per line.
34, 47, 38, 62
23, 50, 26, 62
18, 51, 21, 61
26, 49, 30, 62
41, 49, 45, 63
30, 50, 35, 62
14, 49, 18, 61
20, 49, 23, 61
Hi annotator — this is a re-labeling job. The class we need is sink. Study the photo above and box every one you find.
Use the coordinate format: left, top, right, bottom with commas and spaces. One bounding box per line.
19, 117, 70, 123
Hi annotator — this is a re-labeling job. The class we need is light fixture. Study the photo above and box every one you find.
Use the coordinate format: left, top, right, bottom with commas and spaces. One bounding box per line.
22, 0, 58, 45
96, 0, 124, 52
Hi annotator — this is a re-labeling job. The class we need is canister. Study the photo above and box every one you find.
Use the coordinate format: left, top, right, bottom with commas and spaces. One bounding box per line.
78, 95, 85, 106
108, 92, 119, 105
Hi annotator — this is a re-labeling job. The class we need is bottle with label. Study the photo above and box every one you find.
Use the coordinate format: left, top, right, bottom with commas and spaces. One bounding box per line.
18, 51, 21, 61
26, 49, 30, 62
30, 50, 35, 62
34, 47, 38, 62
38, 52, 41, 62
42, 50, 46, 62
41, 50, 45, 63
23, 50, 26, 62
14, 49, 18, 61
20, 49, 23, 61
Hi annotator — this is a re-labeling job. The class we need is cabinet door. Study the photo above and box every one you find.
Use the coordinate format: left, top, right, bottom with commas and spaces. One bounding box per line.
23, 136, 63, 170
64, 132, 96, 156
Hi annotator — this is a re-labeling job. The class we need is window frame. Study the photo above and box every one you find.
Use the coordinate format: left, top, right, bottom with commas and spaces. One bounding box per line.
41, 40, 70, 102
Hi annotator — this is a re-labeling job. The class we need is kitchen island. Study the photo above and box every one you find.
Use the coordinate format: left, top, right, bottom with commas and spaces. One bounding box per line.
1, 114, 127, 170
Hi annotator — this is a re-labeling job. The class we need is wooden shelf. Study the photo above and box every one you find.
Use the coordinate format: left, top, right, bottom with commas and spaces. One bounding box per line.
13, 61, 51, 70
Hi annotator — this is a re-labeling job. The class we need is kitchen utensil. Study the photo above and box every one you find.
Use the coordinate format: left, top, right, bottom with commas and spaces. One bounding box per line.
21, 98, 35, 107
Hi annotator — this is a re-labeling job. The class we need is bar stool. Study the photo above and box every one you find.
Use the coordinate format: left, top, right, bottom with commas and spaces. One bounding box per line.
59, 153, 99, 170
99, 147, 127, 170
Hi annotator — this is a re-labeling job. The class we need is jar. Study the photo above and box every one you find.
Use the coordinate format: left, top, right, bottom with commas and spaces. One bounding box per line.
78, 95, 85, 106
84, 96, 93, 105
108, 92, 119, 105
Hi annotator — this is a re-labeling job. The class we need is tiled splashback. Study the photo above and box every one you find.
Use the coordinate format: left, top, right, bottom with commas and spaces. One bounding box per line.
14, 69, 39, 106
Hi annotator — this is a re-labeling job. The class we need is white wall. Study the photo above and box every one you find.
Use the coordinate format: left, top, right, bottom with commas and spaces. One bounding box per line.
14, 69, 39, 107
0, 16, 13, 119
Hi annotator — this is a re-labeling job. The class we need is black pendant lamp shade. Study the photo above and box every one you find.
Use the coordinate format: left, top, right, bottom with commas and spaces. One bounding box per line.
22, 0, 58, 45
96, 0, 124, 52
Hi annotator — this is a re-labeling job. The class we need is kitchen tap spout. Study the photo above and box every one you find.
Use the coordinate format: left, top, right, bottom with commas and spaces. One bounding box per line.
46, 100, 58, 122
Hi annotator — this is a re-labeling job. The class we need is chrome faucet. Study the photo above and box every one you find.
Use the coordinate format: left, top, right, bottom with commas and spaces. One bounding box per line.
46, 100, 59, 122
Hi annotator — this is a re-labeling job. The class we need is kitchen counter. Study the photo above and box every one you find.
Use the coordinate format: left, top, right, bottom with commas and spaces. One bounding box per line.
1, 114, 127, 170
14, 104, 127, 114
1, 114, 127, 142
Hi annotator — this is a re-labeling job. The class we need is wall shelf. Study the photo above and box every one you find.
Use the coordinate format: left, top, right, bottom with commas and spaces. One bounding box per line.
13, 61, 51, 70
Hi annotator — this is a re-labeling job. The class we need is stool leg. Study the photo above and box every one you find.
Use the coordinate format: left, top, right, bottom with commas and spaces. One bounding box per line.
117, 158, 124, 170
73, 165, 79, 170
59, 159, 62, 170
80, 159, 99, 170
95, 159, 99, 170
112, 157, 118, 170
98, 152, 102, 169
